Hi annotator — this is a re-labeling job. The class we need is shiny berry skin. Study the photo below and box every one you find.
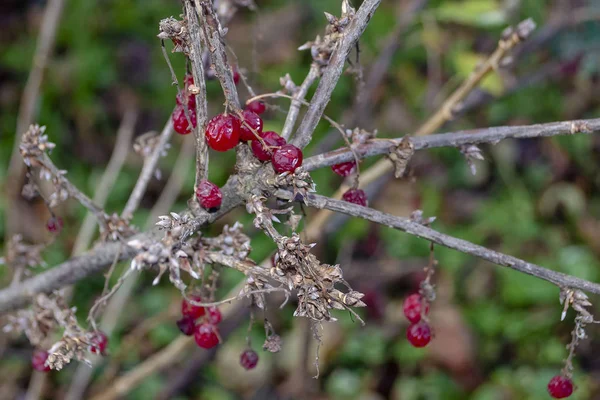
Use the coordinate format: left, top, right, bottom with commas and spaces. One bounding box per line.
331, 161, 356, 177
176, 316, 196, 336
251, 131, 286, 161
196, 180, 222, 211
172, 105, 197, 135
90, 330, 108, 355
205, 113, 241, 151
207, 307, 222, 325
272, 144, 303, 174
240, 349, 259, 370
239, 109, 263, 141
246, 100, 266, 115
342, 188, 367, 206
406, 322, 431, 348
403, 294, 429, 324
46, 217, 63, 233
181, 295, 206, 319
548, 376, 573, 398
194, 323, 220, 349
31, 350, 51, 372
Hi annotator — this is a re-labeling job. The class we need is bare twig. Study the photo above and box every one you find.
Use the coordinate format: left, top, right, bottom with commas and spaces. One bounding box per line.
291, 0, 383, 149
281, 63, 320, 140
6, 0, 65, 239
122, 118, 174, 219
282, 191, 600, 294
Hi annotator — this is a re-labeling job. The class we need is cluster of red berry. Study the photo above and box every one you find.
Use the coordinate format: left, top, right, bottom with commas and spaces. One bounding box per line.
177, 295, 222, 349
31, 330, 108, 372
402, 293, 432, 348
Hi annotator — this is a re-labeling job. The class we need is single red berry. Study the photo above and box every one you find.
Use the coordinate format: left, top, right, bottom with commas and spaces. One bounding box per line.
331, 161, 357, 177
239, 109, 263, 142
246, 100, 266, 115
196, 180, 223, 211
176, 316, 196, 336
251, 131, 286, 161
342, 188, 368, 206
205, 113, 241, 151
406, 322, 432, 348
232, 67, 240, 85
194, 323, 220, 349
46, 216, 63, 233
172, 105, 197, 135
181, 295, 206, 319
89, 330, 108, 355
403, 294, 429, 324
184, 73, 194, 87
31, 350, 51, 372
548, 375, 574, 399
207, 307, 222, 325
272, 144, 303, 174
240, 349, 259, 370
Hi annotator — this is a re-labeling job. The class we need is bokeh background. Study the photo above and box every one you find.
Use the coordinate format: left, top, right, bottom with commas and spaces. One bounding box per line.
1, 0, 600, 399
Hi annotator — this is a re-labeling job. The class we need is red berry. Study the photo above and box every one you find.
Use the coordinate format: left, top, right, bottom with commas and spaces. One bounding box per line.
172, 105, 197, 135
331, 161, 356, 177
89, 330, 108, 355
251, 131, 286, 161
207, 307, 222, 325
205, 113, 241, 151
271, 144, 303, 174
184, 73, 194, 87
232, 67, 240, 85
196, 180, 223, 211
46, 217, 63, 233
240, 349, 259, 370
342, 188, 367, 206
31, 350, 51, 372
194, 323, 220, 349
406, 322, 431, 348
239, 109, 263, 142
181, 295, 206, 319
548, 375, 573, 399
246, 100, 266, 115
403, 294, 429, 324
176, 316, 196, 336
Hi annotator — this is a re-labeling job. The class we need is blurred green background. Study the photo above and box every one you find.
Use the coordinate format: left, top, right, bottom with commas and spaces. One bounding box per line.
1, 0, 600, 399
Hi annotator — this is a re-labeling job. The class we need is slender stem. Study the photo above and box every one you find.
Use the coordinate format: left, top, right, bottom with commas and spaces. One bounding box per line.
281, 63, 320, 140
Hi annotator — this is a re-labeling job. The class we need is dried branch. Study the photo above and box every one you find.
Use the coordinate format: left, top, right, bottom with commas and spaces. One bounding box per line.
281, 190, 600, 295
122, 118, 174, 219
281, 63, 320, 140
184, 0, 210, 187
291, 0, 383, 149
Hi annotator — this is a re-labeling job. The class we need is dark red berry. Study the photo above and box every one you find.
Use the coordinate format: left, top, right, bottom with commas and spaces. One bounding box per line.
176, 74, 197, 110
205, 113, 241, 151
233, 67, 240, 85
331, 161, 356, 177
46, 217, 63, 233
403, 294, 429, 324
176, 316, 196, 336
548, 375, 573, 399
184, 74, 194, 87
172, 105, 197, 135
207, 307, 222, 325
406, 322, 431, 348
272, 144, 303, 174
239, 109, 263, 142
196, 180, 222, 211
89, 330, 108, 355
246, 100, 266, 115
181, 295, 206, 319
31, 350, 51, 372
251, 131, 286, 161
194, 323, 220, 349
240, 349, 259, 370
342, 188, 367, 206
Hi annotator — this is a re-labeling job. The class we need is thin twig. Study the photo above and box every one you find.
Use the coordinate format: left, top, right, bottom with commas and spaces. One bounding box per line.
281, 63, 320, 140
291, 0, 383, 149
